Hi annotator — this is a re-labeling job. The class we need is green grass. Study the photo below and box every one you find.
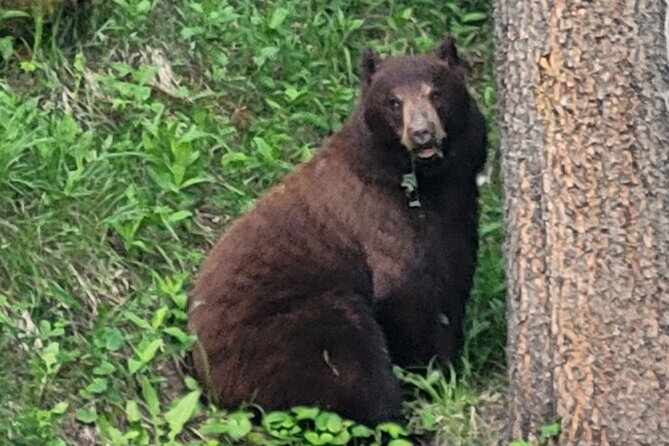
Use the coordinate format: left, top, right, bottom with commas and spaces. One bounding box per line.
0, 0, 505, 444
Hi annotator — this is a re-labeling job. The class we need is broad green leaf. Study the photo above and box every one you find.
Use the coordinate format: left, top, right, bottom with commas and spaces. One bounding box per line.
227, 412, 253, 440
135, 338, 163, 363
315, 412, 342, 433
350, 424, 374, 438
51, 401, 69, 415
40, 342, 60, 371
304, 431, 334, 445
263, 411, 294, 428
292, 406, 319, 420
268, 8, 289, 30
128, 358, 144, 374
75, 408, 96, 424
165, 390, 201, 439
330, 429, 352, 445
85, 378, 108, 394
103, 327, 125, 351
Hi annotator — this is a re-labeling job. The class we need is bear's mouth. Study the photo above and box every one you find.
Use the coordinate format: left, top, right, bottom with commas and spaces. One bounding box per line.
412, 140, 445, 162
416, 147, 440, 160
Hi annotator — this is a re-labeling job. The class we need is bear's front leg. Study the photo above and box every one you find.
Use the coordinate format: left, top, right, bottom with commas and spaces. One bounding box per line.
375, 291, 465, 370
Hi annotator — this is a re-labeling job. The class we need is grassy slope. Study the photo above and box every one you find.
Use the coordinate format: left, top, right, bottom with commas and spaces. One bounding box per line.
0, 1, 505, 445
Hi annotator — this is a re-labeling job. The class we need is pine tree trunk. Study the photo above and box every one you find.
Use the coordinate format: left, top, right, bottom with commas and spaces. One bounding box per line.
494, 0, 669, 443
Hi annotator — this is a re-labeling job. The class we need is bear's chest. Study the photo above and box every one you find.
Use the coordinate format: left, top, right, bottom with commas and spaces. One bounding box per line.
366, 195, 476, 301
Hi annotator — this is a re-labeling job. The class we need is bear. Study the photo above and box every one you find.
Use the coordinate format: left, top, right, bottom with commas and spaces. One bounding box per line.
188, 34, 487, 427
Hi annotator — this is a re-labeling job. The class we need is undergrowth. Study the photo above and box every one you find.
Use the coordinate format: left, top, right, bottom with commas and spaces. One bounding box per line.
0, 0, 505, 445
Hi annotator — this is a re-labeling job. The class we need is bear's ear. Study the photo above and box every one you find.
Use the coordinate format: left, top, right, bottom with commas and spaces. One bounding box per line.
436, 34, 460, 66
362, 48, 381, 85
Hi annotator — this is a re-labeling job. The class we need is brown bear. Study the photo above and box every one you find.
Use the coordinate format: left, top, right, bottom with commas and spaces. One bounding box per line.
188, 35, 486, 426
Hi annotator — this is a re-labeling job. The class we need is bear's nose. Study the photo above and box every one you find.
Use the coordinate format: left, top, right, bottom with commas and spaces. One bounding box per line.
410, 126, 433, 145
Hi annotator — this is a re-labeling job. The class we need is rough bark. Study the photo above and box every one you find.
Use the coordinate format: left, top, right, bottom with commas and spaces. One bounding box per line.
494, 0, 669, 444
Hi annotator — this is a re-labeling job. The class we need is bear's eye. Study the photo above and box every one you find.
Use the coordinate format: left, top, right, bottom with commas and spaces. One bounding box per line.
430, 90, 442, 101
388, 98, 402, 112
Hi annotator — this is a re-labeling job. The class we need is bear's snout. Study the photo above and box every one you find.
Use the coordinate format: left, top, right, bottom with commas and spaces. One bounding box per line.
408, 113, 434, 146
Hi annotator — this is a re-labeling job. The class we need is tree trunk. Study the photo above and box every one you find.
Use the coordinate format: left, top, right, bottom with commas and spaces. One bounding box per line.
494, 0, 669, 444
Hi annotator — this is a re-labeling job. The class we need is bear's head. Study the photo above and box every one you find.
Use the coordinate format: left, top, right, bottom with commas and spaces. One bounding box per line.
360, 35, 484, 177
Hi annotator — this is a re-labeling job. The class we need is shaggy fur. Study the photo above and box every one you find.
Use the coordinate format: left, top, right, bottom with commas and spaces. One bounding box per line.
188, 35, 486, 426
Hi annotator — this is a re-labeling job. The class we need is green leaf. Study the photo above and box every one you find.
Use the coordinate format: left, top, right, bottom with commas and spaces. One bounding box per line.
418, 408, 436, 430
376, 422, 407, 439
253, 46, 279, 67
263, 411, 295, 429
75, 408, 97, 424
181, 377, 197, 392
541, 420, 561, 439
227, 412, 253, 440
151, 306, 169, 329
350, 425, 374, 438
201, 421, 230, 435
103, 327, 125, 351
462, 12, 488, 23
136, 0, 151, 14
0, 10, 30, 20
388, 440, 413, 446
85, 378, 108, 394
0, 37, 13, 61
292, 406, 319, 420
39, 342, 60, 372
51, 401, 69, 415
315, 412, 342, 433
163, 326, 191, 344
167, 210, 192, 223
126, 400, 141, 423
181, 26, 205, 40
73, 51, 85, 74
20, 60, 37, 72
305, 431, 334, 445
93, 361, 116, 376
140, 376, 160, 417
348, 19, 364, 32
128, 358, 144, 374
399, 7, 413, 19
125, 312, 153, 330
148, 167, 178, 193
253, 137, 276, 161
133, 65, 158, 85
165, 390, 201, 439
330, 429, 352, 445
179, 175, 212, 190
221, 151, 252, 167
134, 338, 163, 363
268, 8, 289, 30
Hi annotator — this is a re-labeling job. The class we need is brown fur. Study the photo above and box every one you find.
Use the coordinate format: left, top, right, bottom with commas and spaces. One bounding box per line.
188, 35, 486, 426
